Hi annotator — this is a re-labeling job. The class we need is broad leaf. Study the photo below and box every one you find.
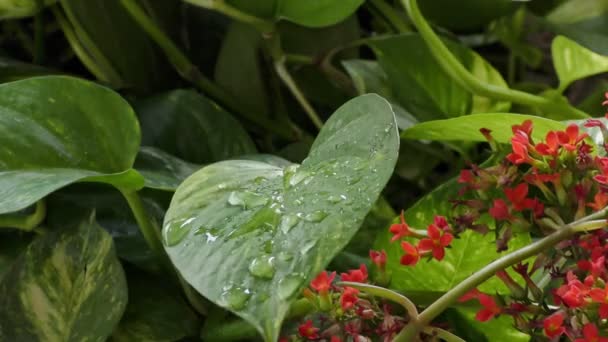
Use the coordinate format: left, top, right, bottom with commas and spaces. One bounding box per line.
163, 94, 399, 341
543, 13, 608, 55
112, 269, 200, 342
0, 57, 59, 82
369, 34, 511, 121
0, 0, 56, 19
0, 214, 128, 341
135, 147, 201, 192
374, 179, 531, 298
0, 76, 143, 214
446, 306, 530, 342
546, 0, 608, 25
135, 89, 257, 164
402, 114, 566, 143
552, 35, 608, 92
59, 0, 172, 92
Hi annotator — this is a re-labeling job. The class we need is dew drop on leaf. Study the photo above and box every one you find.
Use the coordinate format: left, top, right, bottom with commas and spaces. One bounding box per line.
279, 214, 300, 234
220, 286, 251, 310
162, 217, 195, 246
248, 255, 276, 279
301, 210, 328, 222
278, 275, 304, 300
227, 191, 269, 209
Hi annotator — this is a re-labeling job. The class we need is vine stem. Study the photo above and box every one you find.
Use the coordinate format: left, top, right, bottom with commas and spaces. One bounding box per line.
368, 0, 411, 33
119, 0, 297, 141
0, 200, 46, 231
401, 0, 589, 120
338, 282, 418, 319
393, 205, 608, 341
423, 327, 466, 342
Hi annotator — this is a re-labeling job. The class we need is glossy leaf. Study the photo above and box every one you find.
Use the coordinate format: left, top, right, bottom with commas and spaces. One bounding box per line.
545, 15, 608, 56
418, 0, 519, 31
0, 214, 128, 341
374, 179, 532, 296
552, 35, 608, 92
0, 76, 143, 214
112, 270, 200, 342
0, 0, 56, 19
135, 89, 257, 164
546, 0, 608, 25
402, 114, 566, 143
135, 147, 201, 192
369, 34, 510, 121
59, 0, 172, 92
163, 94, 399, 341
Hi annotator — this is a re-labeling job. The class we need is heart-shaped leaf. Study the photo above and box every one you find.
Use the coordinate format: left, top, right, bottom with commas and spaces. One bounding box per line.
135, 89, 257, 164
552, 35, 608, 92
369, 34, 510, 121
135, 147, 201, 192
401, 114, 567, 143
163, 94, 399, 341
0, 214, 128, 341
0, 76, 143, 214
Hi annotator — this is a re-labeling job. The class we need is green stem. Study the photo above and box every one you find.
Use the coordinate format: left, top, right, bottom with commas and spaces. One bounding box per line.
186, 0, 274, 32
285, 53, 315, 65
33, 0, 45, 64
119, 190, 170, 269
572, 219, 608, 232
423, 327, 466, 342
0, 200, 46, 231
369, 0, 412, 33
119, 0, 296, 141
338, 282, 419, 319
401, 0, 589, 120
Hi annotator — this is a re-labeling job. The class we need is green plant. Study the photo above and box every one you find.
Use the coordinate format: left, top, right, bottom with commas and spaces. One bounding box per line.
1, 0, 608, 341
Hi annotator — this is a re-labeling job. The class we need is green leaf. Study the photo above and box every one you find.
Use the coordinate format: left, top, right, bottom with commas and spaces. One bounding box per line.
552, 35, 608, 92
0, 0, 56, 19
163, 94, 399, 341
0, 214, 128, 341
112, 269, 200, 342
369, 34, 510, 121
135, 89, 257, 164
59, 0, 172, 92
0, 233, 32, 280
401, 114, 567, 143
0, 57, 60, 82
277, 0, 364, 27
374, 179, 532, 298
446, 306, 530, 342
543, 14, 608, 55
0, 76, 143, 214
135, 147, 201, 192
342, 59, 418, 130
546, 0, 608, 25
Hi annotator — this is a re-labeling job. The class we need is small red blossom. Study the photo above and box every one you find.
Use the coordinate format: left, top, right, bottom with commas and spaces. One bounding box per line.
507, 132, 533, 165
330, 337, 342, 342
489, 199, 510, 220
418, 224, 453, 261
504, 183, 533, 211
310, 271, 335, 294
555, 271, 589, 308
298, 320, 320, 340
400, 241, 420, 266
458, 288, 483, 303
536, 131, 560, 156
575, 323, 608, 342
543, 312, 566, 339
476, 293, 501, 322
340, 286, 360, 311
433, 215, 450, 230
512, 120, 533, 136
558, 124, 588, 151
589, 284, 608, 319
389, 211, 412, 242
341, 264, 368, 283
458, 169, 474, 184
588, 192, 608, 211
369, 250, 387, 270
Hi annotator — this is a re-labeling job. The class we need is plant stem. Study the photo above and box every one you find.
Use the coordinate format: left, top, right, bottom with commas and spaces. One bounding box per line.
394, 206, 608, 340
0, 200, 46, 231
119, 0, 297, 141
401, 0, 589, 120
423, 326, 466, 342
285, 53, 315, 65
33, 0, 45, 64
369, 0, 412, 33
338, 281, 419, 319
185, 0, 274, 32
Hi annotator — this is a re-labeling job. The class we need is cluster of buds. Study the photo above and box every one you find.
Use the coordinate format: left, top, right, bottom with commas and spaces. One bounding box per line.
280, 251, 410, 341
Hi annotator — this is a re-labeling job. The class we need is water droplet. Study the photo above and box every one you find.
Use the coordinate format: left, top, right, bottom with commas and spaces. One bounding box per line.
249, 255, 276, 279
301, 241, 317, 254
302, 210, 328, 222
254, 176, 266, 185
264, 239, 274, 253
283, 164, 299, 188
227, 191, 268, 209
289, 169, 311, 187
327, 195, 346, 203
277, 251, 293, 261
278, 275, 304, 300
162, 217, 196, 246
280, 214, 300, 234
220, 286, 251, 310
347, 175, 362, 185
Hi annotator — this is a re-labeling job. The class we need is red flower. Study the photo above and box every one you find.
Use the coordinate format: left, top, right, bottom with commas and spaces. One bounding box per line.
536, 131, 560, 156
543, 312, 566, 339
418, 224, 453, 261
504, 183, 532, 211
433, 215, 450, 230
512, 120, 533, 136
389, 211, 412, 242
588, 192, 608, 211
341, 264, 368, 283
575, 323, 608, 342
458, 288, 482, 303
555, 271, 589, 308
400, 241, 420, 266
330, 337, 342, 342
340, 286, 359, 311
558, 124, 588, 151
298, 320, 320, 339
475, 293, 501, 322
489, 199, 510, 220
507, 132, 533, 165
458, 169, 474, 184
590, 284, 608, 319
310, 271, 335, 295
369, 250, 387, 269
